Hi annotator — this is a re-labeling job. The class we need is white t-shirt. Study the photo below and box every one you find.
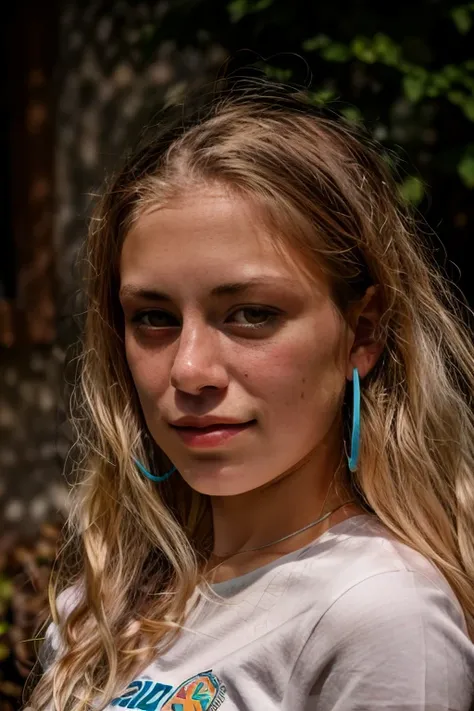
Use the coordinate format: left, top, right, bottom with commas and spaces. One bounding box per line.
43, 514, 474, 710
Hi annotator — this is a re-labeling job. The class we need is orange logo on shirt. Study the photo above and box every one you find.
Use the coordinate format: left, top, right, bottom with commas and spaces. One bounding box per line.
161, 671, 226, 711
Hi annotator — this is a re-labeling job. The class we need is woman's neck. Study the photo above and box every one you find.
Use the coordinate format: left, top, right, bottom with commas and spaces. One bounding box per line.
205, 447, 360, 583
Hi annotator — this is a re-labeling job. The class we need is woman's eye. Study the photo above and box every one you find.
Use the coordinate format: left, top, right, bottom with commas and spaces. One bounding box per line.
133, 311, 178, 329
229, 307, 280, 329
131, 307, 280, 331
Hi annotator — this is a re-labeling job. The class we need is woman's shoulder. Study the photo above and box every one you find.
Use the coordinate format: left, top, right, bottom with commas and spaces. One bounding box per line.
299, 514, 468, 630
315, 513, 460, 581
303, 570, 474, 710
296, 516, 474, 708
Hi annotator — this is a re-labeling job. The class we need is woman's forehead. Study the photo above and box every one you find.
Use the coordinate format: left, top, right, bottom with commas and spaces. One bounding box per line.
121, 189, 331, 297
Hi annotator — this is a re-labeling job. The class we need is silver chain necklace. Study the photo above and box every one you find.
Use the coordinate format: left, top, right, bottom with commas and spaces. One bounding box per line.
210, 498, 356, 563
243, 499, 356, 553
207, 456, 354, 576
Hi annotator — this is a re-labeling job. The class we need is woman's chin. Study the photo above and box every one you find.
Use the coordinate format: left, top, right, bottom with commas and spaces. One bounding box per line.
179, 467, 266, 498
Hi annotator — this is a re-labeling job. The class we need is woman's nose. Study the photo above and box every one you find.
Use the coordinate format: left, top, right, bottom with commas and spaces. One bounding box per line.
169, 320, 229, 394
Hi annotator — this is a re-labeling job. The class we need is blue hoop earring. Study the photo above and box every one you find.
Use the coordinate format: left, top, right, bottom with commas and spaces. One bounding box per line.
133, 458, 176, 483
347, 366, 361, 472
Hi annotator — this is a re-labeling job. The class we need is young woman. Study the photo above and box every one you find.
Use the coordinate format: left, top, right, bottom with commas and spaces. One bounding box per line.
29, 81, 474, 710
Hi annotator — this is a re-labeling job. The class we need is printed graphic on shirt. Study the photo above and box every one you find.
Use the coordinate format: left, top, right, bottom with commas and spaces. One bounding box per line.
162, 671, 226, 710
111, 670, 227, 710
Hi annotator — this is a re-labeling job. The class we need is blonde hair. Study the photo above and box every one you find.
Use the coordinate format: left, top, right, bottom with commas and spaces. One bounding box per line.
28, 81, 474, 710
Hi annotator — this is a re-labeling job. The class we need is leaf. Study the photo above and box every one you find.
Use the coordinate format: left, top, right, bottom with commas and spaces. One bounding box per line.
461, 74, 474, 91
0, 577, 13, 600
227, 0, 274, 22
373, 33, 401, 66
227, 0, 247, 22
461, 97, 474, 120
431, 72, 451, 92
403, 74, 425, 102
443, 64, 463, 82
321, 42, 351, 62
306, 88, 336, 106
0, 621, 9, 635
340, 106, 363, 122
303, 34, 331, 52
398, 176, 425, 205
452, 6, 472, 34
351, 36, 377, 63
261, 64, 293, 81
448, 89, 466, 105
448, 92, 474, 120
458, 145, 474, 187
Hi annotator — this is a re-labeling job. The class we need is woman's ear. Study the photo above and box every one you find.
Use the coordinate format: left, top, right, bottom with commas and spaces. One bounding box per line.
346, 284, 385, 380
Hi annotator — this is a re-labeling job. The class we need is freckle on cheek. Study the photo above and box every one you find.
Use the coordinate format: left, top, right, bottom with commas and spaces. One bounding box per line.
301, 376, 306, 399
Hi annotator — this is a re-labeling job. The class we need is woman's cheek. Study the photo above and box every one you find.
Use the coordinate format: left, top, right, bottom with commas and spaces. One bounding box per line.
262, 341, 342, 425
126, 346, 168, 404
253, 336, 324, 392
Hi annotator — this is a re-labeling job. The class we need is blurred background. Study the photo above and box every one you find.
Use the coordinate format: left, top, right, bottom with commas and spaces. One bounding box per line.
1, 0, 473, 706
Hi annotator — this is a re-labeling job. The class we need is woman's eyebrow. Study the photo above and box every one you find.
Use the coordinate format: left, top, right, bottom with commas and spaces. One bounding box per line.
119, 276, 298, 302
211, 276, 297, 296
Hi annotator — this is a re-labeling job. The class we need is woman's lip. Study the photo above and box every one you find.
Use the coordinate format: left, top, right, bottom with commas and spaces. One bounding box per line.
171, 421, 255, 448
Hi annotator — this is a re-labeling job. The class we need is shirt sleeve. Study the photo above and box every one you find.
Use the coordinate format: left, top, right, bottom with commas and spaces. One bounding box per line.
302, 570, 474, 711
38, 620, 60, 672
38, 585, 81, 672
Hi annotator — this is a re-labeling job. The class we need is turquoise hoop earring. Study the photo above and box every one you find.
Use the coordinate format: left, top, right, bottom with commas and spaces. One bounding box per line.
347, 366, 361, 472
133, 458, 176, 483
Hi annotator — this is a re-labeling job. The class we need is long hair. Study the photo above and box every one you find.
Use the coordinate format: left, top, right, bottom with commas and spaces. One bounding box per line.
28, 80, 474, 711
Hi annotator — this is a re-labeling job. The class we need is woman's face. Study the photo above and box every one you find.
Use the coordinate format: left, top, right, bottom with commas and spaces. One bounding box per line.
120, 188, 353, 496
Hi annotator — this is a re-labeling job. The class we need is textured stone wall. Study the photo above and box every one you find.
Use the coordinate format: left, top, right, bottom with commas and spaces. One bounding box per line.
0, 347, 69, 532
0, 0, 224, 534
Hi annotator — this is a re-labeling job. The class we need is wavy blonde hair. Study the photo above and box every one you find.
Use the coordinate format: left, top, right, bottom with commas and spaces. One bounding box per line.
27, 81, 474, 711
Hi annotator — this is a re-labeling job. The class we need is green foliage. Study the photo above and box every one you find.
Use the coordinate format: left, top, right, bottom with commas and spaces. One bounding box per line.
403, 74, 425, 103
222, 0, 474, 196
451, 4, 474, 34
458, 144, 474, 187
0, 573, 13, 648
303, 31, 474, 124
228, 0, 275, 23
398, 175, 425, 206
260, 63, 293, 82
0, 574, 13, 601
305, 88, 337, 106
340, 106, 363, 123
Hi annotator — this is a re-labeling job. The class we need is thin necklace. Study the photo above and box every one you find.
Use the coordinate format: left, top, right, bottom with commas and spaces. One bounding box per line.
206, 456, 355, 576
211, 499, 355, 559
206, 499, 355, 578
238, 498, 355, 553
